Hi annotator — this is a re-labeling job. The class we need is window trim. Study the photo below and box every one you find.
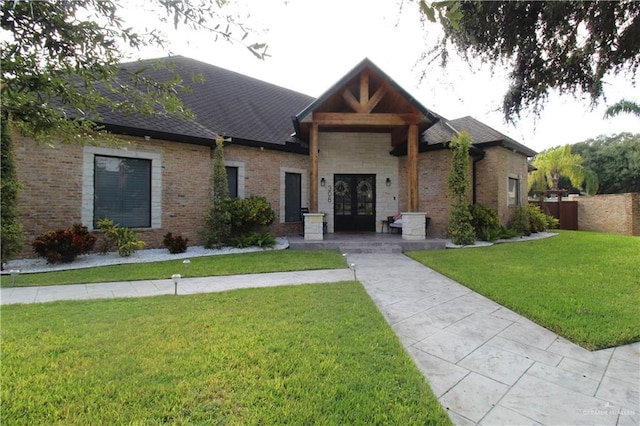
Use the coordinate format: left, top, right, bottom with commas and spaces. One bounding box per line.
82, 146, 162, 229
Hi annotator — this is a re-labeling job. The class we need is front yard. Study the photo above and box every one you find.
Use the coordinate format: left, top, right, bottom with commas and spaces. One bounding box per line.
407, 230, 640, 350
1, 282, 451, 425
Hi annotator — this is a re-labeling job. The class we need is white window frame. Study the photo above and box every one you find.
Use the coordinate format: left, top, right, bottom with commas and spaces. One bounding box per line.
280, 167, 308, 223
82, 146, 162, 229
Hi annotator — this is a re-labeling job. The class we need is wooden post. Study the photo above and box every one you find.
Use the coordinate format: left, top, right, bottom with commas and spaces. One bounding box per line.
407, 124, 419, 211
310, 122, 319, 211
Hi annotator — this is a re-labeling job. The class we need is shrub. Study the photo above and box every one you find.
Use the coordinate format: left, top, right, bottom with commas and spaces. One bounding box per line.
527, 204, 559, 232
510, 206, 531, 236
204, 195, 275, 248
225, 196, 275, 237
96, 218, 145, 257
163, 232, 189, 254
32, 224, 96, 263
469, 204, 501, 240
233, 232, 276, 249
448, 204, 476, 245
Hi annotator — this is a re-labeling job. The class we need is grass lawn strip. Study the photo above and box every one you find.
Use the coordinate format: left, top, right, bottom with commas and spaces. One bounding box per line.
1, 250, 346, 288
1, 282, 451, 425
407, 231, 640, 350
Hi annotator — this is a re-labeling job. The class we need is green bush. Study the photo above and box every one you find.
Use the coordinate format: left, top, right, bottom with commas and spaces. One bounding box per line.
163, 232, 189, 254
233, 232, 276, 248
32, 224, 96, 264
1, 118, 23, 268
527, 204, 559, 232
510, 206, 531, 236
225, 196, 275, 237
469, 204, 502, 241
448, 204, 476, 245
96, 218, 145, 257
204, 196, 275, 249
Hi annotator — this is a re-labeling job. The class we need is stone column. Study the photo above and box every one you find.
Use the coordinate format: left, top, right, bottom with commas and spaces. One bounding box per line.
304, 213, 325, 241
401, 212, 426, 241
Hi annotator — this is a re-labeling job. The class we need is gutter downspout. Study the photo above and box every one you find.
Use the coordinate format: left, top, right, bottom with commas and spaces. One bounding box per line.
472, 150, 485, 204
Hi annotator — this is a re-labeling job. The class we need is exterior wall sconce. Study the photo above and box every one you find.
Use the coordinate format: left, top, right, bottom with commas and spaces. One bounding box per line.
320, 177, 326, 187
386, 178, 391, 187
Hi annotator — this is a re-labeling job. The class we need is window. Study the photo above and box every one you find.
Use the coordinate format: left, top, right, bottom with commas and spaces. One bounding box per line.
508, 177, 520, 206
94, 156, 151, 227
285, 172, 302, 222
226, 166, 238, 198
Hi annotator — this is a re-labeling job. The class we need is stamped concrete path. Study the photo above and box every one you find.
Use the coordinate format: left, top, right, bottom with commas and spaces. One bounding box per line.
2, 253, 638, 425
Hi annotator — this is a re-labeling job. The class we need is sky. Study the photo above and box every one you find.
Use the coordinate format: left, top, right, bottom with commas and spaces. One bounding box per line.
123, 0, 639, 153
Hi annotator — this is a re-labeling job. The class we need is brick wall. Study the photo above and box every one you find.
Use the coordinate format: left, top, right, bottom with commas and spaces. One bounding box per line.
476, 146, 529, 225
224, 144, 308, 236
13, 134, 309, 258
576, 193, 640, 236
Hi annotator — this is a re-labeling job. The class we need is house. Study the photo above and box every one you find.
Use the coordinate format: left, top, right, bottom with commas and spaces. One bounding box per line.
12, 56, 536, 255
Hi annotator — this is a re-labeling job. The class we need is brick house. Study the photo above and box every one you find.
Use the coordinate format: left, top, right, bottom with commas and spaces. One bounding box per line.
13, 56, 536, 254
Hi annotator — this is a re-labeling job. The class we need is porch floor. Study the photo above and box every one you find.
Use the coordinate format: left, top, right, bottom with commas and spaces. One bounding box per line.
287, 232, 447, 253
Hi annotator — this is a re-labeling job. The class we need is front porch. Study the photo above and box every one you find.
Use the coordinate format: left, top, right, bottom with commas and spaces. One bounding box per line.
287, 232, 446, 253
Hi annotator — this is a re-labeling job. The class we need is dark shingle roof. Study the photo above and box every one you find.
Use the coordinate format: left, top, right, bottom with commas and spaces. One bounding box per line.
422, 116, 536, 157
95, 56, 315, 148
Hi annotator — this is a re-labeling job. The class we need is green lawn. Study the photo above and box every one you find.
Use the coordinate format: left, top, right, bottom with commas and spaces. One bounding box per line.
1, 250, 346, 288
1, 282, 451, 425
407, 230, 640, 350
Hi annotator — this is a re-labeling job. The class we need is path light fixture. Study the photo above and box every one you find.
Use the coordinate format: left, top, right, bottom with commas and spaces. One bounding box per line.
172, 274, 181, 295
349, 263, 357, 281
183, 259, 191, 277
9, 269, 20, 286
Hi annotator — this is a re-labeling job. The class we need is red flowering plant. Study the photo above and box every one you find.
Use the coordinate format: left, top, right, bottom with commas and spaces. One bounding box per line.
32, 223, 96, 263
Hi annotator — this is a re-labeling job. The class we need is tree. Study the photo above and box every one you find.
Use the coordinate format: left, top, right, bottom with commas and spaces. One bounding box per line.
1, 0, 267, 144
529, 145, 598, 195
571, 133, 640, 194
447, 130, 475, 245
1, 120, 24, 269
418, 1, 640, 121
604, 99, 640, 119
204, 136, 231, 248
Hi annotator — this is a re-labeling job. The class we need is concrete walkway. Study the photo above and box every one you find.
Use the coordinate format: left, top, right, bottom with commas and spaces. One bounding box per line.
1, 254, 638, 425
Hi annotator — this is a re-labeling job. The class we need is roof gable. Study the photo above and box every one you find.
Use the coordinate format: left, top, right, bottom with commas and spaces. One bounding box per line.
293, 58, 440, 144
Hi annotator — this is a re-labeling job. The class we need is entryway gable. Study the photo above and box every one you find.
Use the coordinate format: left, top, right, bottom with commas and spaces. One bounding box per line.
292, 58, 441, 212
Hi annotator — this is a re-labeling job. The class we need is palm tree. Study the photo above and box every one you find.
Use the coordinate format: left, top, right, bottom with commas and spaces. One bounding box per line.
604, 99, 640, 118
529, 145, 599, 195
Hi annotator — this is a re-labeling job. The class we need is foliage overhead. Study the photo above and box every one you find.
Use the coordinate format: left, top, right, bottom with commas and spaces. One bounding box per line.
604, 99, 640, 119
529, 145, 598, 195
571, 133, 640, 194
418, 1, 640, 121
1, 0, 267, 143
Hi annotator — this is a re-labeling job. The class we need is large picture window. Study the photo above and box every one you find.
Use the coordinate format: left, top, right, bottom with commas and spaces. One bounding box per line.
285, 172, 302, 222
94, 156, 151, 228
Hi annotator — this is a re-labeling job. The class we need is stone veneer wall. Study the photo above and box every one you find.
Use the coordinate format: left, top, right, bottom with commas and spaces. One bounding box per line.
576, 193, 639, 236
317, 132, 398, 233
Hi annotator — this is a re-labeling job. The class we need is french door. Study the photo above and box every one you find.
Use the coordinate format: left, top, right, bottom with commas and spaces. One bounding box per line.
333, 174, 376, 232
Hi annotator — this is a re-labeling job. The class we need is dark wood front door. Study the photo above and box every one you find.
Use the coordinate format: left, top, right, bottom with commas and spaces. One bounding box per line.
334, 174, 376, 232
